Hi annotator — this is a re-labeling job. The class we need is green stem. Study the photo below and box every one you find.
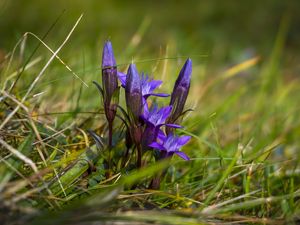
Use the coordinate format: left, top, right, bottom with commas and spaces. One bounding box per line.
106, 121, 113, 178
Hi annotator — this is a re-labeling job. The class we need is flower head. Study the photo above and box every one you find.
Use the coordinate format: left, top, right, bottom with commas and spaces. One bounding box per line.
141, 74, 169, 99
141, 104, 181, 151
125, 64, 143, 123
141, 105, 181, 128
118, 72, 169, 100
149, 133, 191, 160
168, 58, 192, 124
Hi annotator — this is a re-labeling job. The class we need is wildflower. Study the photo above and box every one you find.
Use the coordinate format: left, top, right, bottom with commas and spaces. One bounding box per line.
141, 74, 169, 99
125, 64, 143, 123
101, 41, 119, 124
118, 72, 169, 100
149, 133, 191, 160
167, 58, 192, 125
141, 105, 181, 128
141, 105, 181, 150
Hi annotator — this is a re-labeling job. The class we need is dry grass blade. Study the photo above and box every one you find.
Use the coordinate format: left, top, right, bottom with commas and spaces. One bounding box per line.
1, 90, 47, 163
7, 32, 88, 89
201, 190, 260, 214
222, 56, 260, 79
32, 122, 74, 145
0, 138, 38, 173
202, 190, 300, 215
0, 14, 83, 130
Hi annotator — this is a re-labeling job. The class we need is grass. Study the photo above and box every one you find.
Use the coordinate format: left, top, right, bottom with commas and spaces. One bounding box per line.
1, 10, 300, 225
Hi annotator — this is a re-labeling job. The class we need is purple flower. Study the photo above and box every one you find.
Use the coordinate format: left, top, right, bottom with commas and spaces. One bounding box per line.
167, 58, 192, 125
141, 105, 181, 151
101, 41, 119, 124
118, 72, 169, 100
141, 74, 169, 99
125, 64, 143, 123
149, 133, 191, 160
141, 105, 181, 129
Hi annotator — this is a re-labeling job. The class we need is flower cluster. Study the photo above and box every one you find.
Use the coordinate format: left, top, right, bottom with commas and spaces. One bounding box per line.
94, 41, 192, 177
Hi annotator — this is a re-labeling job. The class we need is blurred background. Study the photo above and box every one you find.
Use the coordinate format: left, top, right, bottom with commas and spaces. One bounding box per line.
0, 0, 299, 114
1, 0, 299, 65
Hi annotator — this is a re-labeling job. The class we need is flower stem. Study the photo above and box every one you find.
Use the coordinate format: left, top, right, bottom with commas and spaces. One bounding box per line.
150, 175, 161, 189
108, 121, 113, 148
137, 144, 142, 168
149, 152, 169, 189
106, 121, 113, 178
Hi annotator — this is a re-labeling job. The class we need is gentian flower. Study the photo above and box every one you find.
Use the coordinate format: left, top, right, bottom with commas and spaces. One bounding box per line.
141, 105, 181, 128
167, 58, 192, 125
125, 64, 143, 124
149, 133, 191, 160
118, 72, 169, 100
141, 105, 181, 150
101, 41, 119, 124
141, 74, 169, 99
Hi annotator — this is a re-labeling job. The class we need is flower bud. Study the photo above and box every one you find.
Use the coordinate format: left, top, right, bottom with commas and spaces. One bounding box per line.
168, 58, 192, 124
101, 41, 119, 123
125, 64, 143, 123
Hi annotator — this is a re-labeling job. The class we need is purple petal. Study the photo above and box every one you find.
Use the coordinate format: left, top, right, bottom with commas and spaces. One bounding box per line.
141, 73, 149, 82
146, 93, 170, 98
149, 106, 171, 126
149, 142, 166, 151
102, 41, 116, 68
117, 71, 126, 87
160, 106, 172, 122
142, 99, 149, 117
177, 136, 191, 146
176, 58, 192, 89
148, 80, 163, 92
157, 130, 167, 142
164, 124, 182, 128
175, 151, 190, 160
140, 74, 168, 99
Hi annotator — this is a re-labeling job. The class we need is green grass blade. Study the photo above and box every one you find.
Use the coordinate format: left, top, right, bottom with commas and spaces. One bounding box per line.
201, 146, 242, 209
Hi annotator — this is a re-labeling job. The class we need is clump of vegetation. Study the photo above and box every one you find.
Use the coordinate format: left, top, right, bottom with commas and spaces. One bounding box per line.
92, 41, 192, 187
